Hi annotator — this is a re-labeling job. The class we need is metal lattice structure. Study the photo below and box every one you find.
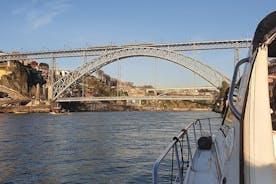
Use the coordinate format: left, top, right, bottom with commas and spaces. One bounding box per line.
52, 47, 230, 100
0, 39, 251, 61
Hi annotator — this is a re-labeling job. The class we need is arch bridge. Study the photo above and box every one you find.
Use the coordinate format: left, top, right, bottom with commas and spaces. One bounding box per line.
0, 39, 251, 101
52, 47, 230, 100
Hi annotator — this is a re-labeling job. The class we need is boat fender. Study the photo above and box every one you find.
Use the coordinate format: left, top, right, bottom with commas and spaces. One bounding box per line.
222, 177, 227, 184
173, 136, 179, 142
198, 136, 212, 150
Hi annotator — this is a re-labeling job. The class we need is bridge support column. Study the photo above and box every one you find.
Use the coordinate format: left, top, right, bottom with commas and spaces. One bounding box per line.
47, 57, 55, 102
234, 48, 240, 78
47, 85, 53, 101
36, 84, 40, 100
42, 84, 46, 98
7, 60, 11, 68
34, 83, 40, 105
234, 48, 239, 66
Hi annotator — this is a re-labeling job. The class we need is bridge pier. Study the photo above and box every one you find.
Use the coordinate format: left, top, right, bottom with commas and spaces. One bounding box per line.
234, 48, 240, 65
47, 85, 53, 101
234, 48, 240, 78
36, 83, 40, 100
47, 57, 56, 102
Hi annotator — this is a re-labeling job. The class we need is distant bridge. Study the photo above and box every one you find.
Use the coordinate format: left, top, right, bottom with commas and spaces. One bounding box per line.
56, 95, 214, 102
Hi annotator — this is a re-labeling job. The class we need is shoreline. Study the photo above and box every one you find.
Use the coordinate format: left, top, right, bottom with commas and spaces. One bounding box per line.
0, 105, 212, 114
0, 100, 214, 113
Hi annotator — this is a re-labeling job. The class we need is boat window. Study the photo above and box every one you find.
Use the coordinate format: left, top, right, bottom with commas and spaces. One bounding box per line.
269, 58, 276, 130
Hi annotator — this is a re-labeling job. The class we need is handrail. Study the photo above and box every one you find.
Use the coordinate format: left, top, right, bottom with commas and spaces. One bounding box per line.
153, 129, 187, 184
228, 57, 249, 120
152, 117, 221, 184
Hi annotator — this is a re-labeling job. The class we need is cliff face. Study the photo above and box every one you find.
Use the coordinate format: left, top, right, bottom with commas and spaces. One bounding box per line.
64, 75, 117, 98
0, 61, 46, 97
26, 67, 46, 92
0, 62, 29, 95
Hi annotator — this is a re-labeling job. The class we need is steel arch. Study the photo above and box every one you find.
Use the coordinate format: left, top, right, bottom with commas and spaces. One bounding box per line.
52, 47, 230, 100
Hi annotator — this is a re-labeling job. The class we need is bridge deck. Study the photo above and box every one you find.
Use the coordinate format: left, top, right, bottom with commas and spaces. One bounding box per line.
0, 39, 251, 61
56, 96, 214, 102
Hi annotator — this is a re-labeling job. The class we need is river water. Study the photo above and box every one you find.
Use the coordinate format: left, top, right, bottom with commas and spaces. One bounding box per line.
0, 111, 220, 184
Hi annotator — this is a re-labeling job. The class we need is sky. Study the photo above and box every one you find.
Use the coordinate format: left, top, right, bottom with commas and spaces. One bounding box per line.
0, 0, 275, 87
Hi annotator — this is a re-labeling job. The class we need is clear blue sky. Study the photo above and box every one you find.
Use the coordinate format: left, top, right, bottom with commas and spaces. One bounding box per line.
0, 0, 275, 87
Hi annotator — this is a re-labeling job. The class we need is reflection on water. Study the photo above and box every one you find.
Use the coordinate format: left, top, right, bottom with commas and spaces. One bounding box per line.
0, 111, 218, 184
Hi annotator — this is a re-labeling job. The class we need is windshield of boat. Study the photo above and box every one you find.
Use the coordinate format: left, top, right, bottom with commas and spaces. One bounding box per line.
221, 56, 251, 129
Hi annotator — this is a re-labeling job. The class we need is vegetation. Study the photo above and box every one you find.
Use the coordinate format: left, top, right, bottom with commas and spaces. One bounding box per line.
218, 80, 230, 99
212, 80, 230, 112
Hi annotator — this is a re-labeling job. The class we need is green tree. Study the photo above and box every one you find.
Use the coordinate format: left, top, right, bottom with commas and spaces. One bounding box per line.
218, 80, 229, 99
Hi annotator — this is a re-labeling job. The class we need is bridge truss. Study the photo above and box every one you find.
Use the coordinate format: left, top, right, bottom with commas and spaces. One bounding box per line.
0, 39, 251, 61
52, 47, 230, 100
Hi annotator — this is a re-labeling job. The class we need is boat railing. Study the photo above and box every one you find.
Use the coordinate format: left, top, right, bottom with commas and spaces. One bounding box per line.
152, 117, 221, 184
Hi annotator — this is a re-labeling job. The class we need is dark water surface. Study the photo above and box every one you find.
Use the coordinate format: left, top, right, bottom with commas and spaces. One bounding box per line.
0, 111, 219, 184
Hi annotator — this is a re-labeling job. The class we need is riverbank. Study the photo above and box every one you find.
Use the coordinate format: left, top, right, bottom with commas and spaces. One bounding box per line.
0, 105, 50, 113
58, 100, 213, 112
0, 104, 212, 113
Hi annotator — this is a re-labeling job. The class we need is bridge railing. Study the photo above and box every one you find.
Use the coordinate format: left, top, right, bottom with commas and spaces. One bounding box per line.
152, 117, 221, 184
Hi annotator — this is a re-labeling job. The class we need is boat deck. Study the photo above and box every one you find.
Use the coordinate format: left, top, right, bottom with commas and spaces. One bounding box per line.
185, 148, 220, 184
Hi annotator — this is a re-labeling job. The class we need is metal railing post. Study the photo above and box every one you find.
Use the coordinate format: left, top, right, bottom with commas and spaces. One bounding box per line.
192, 123, 197, 141
153, 140, 177, 184
174, 143, 184, 184
198, 120, 203, 136
186, 134, 193, 164
208, 118, 212, 135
